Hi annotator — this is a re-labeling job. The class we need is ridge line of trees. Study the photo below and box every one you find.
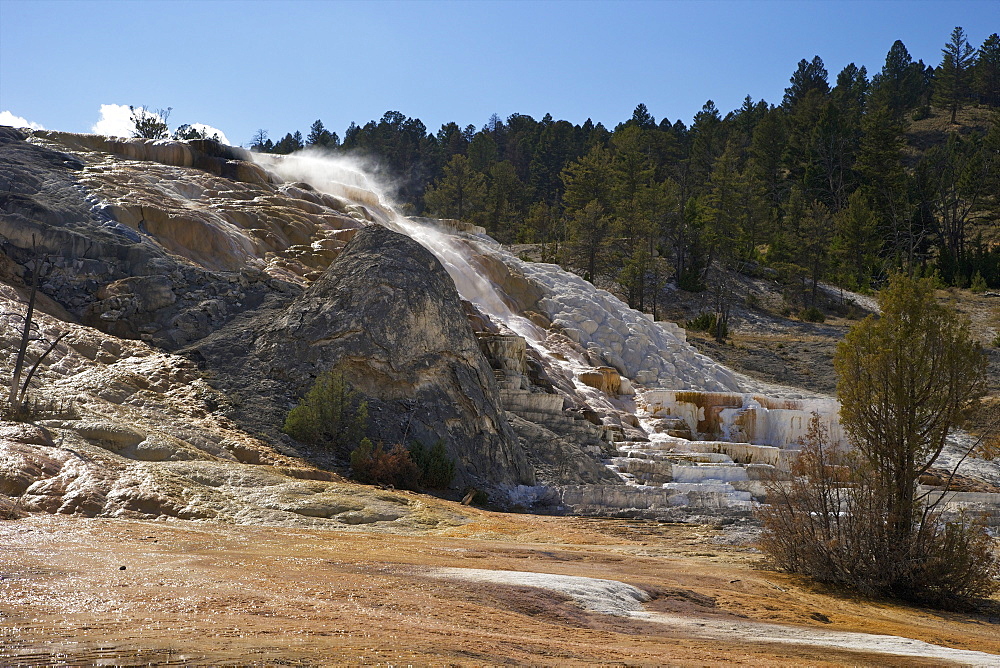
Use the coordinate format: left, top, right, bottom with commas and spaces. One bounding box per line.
250, 27, 1000, 303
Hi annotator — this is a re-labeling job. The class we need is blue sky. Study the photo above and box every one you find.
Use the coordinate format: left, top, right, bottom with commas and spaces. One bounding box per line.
0, 1, 996, 146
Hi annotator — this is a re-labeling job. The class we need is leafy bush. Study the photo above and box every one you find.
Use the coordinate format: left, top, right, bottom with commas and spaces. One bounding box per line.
283, 370, 368, 454
350, 439, 420, 489
409, 439, 456, 489
799, 306, 825, 323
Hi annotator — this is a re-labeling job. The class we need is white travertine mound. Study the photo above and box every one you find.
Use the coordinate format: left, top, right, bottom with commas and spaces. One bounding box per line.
479, 247, 742, 393
641, 390, 844, 448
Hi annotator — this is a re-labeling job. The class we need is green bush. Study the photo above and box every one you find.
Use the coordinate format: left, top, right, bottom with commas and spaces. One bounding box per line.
350, 439, 420, 489
283, 370, 368, 454
686, 312, 717, 332
677, 268, 705, 292
799, 306, 825, 323
970, 271, 987, 294
686, 311, 727, 340
409, 439, 456, 489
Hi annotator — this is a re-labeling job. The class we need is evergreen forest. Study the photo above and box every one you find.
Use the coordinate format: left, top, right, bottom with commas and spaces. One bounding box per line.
250, 28, 1000, 310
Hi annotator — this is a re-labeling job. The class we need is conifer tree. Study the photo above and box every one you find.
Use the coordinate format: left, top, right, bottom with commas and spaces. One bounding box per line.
783, 56, 830, 108
974, 33, 1000, 107
832, 189, 879, 290
870, 40, 923, 118
306, 119, 338, 148
568, 201, 612, 284
560, 145, 615, 212
935, 27, 977, 124
423, 154, 486, 220
835, 275, 987, 556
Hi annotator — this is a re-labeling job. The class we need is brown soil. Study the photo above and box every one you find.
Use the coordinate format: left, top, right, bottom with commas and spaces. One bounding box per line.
2, 512, 998, 666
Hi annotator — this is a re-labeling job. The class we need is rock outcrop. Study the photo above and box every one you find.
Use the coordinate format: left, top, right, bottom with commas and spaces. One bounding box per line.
191, 224, 536, 494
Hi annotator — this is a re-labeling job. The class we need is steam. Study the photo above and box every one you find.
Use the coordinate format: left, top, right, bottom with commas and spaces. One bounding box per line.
253, 150, 544, 342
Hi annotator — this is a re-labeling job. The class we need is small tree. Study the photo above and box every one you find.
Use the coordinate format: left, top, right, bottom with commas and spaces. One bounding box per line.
759, 274, 997, 607
173, 124, 220, 142
423, 154, 486, 220
4, 236, 66, 420
283, 370, 368, 454
129, 105, 171, 139
935, 27, 976, 124
759, 414, 998, 605
835, 274, 987, 547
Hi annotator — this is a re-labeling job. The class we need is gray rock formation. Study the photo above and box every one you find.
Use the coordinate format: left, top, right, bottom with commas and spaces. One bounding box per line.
192, 224, 536, 495
0, 126, 280, 349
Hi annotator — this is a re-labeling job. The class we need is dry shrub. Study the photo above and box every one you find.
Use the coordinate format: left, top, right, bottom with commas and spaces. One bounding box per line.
757, 415, 999, 608
349, 439, 419, 490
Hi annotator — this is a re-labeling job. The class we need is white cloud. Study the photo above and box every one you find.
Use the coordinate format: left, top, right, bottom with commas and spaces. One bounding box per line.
0, 110, 45, 130
91, 103, 138, 137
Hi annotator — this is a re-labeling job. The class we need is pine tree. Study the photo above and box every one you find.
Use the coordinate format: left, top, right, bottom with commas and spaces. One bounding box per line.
856, 106, 911, 269
687, 100, 725, 192
306, 119, 337, 148
560, 144, 615, 212
974, 33, 1000, 107
870, 40, 923, 118
485, 160, 524, 241
783, 56, 830, 109
423, 154, 486, 220
797, 201, 834, 304
271, 131, 304, 154
568, 200, 612, 284
935, 27, 977, 124
832, 189, 879, 290
629, 103, 656, 129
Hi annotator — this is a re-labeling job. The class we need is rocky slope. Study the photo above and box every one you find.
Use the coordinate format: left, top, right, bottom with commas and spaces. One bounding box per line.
2, 126, 997, 526
0, 128, 541, 514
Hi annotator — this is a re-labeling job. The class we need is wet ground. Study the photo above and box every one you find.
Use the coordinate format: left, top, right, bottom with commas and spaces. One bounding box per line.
2, 513, 998, 666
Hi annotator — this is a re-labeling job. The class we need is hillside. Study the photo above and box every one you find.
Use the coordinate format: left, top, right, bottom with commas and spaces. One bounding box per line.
1, 126, 999, 665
